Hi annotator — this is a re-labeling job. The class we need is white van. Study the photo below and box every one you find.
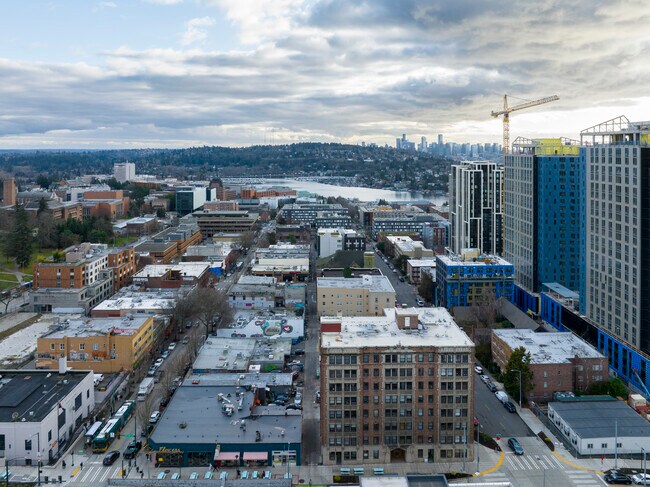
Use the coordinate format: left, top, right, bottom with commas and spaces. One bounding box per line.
93, 374, 104, 386
495, 391, 508, 404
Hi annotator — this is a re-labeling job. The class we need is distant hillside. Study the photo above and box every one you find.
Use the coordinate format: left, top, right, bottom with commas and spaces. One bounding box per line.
1, 143, 451, 192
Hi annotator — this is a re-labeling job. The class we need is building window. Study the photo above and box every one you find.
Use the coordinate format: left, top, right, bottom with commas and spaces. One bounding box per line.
79, 344, 85, 351
60, 343, 65, 350
25, 439, 32, 451
93, 344, 99, 351
50, 343, 55, 350
587, 443, 593, 449
601, 443, 608, 449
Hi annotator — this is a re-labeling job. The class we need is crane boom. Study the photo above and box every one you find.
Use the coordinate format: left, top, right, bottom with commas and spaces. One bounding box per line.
491, 94, 559, 154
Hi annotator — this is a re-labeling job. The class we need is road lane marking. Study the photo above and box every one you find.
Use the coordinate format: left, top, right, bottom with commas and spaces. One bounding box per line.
475, 451, 504, 476
552, 451, 604, 475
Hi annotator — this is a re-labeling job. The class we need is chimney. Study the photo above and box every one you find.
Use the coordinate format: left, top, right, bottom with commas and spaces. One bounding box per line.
58, 356, 67, 375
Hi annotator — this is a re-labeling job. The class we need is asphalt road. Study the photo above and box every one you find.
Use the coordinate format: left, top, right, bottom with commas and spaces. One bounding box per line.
473, 368, 532, 439
372, 252, 420, 307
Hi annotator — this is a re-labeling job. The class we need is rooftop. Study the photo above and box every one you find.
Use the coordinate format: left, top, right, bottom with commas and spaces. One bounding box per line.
91, 288, 182, 313
150, 385, 301, 445
407, 259, 437, 267
193, 337, 291, 372
42, 315, 150, 339
317, 275, 395, 293
550, 399, 650, 439
184, 372, 293, 388
321, 308, 473, 349
436, 253, 512, 267
133, 263, 209, 280
134, 240, 177, 254
237, 276, 276, 286
0, 370, 91, 423
493, 329, 604, 364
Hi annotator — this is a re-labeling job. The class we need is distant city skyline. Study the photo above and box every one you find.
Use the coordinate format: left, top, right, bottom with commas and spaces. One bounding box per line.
0, 1, 649, 149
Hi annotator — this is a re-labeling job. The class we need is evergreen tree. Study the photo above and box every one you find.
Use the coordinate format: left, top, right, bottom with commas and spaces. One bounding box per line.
7, 206, 33, 268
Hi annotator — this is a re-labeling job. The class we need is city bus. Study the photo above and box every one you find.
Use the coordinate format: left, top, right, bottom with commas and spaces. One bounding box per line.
84, 421, 104, 447
91, 401, 136, 453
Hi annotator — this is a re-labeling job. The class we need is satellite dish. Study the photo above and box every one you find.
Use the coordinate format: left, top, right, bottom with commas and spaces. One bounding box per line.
12, 412, 19, 421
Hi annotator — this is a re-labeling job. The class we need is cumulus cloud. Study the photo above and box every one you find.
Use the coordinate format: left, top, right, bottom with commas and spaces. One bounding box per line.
1, 0, 650, 148
180, 16, 216, 46
97, 1, 117, 9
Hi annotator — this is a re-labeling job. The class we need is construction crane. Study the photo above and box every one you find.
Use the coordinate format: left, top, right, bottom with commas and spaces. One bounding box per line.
491, 94, 559, 154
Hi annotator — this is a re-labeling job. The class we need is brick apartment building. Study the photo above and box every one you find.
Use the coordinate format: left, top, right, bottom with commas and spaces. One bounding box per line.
320, 307, 475, 465
491, 329, 608, 402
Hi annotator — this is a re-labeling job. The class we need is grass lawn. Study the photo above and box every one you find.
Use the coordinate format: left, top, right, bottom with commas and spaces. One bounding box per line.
113, 236, 137, 246
0, 273, 18, 282
0, 281, 17, 291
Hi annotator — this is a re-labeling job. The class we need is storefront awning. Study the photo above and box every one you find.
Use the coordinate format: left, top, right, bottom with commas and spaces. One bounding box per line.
243, 452, 268, 461
215, 452, 240, 461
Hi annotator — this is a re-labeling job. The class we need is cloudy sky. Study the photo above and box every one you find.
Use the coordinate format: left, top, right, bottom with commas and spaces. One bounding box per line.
1, 0, 649, 149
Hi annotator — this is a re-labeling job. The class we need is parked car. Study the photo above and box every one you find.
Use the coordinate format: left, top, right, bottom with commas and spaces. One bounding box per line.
294, 392, 303, 406
495, 391, 509, 403
103, 450, 120, 466
285, 404, 302, 411
168, 342, 176, 351
605, 471, 632, 484
507, 438, 524, 455
293, 349, 305, 356
161, 351, 170, 359
182, 337, 189, 344
479, 374, 490, 383
287, 360, 302, 367
486, 382, 498, 392
149, 411, 161, 424
154, 358, 164, 367
147, 367, 157, 377
474, 366, 484, 374
504, 401, 517, 413
632, 473, 650, 485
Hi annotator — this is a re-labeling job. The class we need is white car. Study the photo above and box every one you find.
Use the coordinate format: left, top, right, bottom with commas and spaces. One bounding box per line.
294, 392, 302, 406
633, 473, 650, 485
474, 366, 484, 374
479, 374, 490, 383
149, 411, 161, 424
168, 342, 176, 351
154, 358, 164, 367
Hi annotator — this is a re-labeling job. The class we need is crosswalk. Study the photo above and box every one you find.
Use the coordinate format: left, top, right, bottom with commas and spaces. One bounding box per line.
70, 462, 122, 483
565, 470, 602, 486
505, 453, 566, 470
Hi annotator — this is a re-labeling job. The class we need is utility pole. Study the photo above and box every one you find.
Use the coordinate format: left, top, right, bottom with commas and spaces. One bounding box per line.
512, 369, 522, 407
474, 418, 480, 474
614, 420, 618, 469
462, 423, 467, 472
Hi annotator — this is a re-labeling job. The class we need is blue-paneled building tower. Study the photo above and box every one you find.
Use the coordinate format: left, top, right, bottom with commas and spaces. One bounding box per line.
435, 249, 514, 310
504, 137, 585, 295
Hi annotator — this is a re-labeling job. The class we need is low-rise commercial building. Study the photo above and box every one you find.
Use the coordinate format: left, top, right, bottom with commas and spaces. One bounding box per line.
0, 370, 95, 465
36, 315, 154, 373
134, 240, 178, 265
192, 210, 259, 237
491, 329, 608, 401
317, 275, 396, 317
192, 337, 292, 374
228, 276, 277, 309
386, 236, 434, 259
406, 259, 436, 285
251, 244, 310, 282
548, 398, 650, 455
318, 228, 366, 258
148, 381, 301, 468
90, 288, 181, 317
435, 251, 514, 309
320, 307, 475, 464
132, 263, 210, 289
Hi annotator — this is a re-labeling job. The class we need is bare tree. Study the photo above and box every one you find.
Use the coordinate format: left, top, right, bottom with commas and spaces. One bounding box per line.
470, 286, 497, 329
238, 231, 256, 255
170, 291, 196, 333
186, 333, 202, 362
192, 288, 234, 339
0, 291, 19, 314
136, 393, 159, 438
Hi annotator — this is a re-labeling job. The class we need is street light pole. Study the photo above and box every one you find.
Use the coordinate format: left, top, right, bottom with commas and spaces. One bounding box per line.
512, 369, 522, 407
463, 423, 467, 473
615, 420, 618, 469
475, 419, 480, 474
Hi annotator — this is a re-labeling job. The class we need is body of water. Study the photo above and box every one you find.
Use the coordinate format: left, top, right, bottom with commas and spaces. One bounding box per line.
255, 178, 448, 205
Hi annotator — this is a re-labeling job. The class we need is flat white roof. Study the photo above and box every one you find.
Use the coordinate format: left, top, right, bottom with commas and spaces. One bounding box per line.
43, 315, 150, 338
133, 263, 209, 279
493, 329, 605, 364
252, 264, 309, 272
437, 254, 512, 266
318, 275, 395, 293
321, 307, 473, 349
407, 259, 437, 267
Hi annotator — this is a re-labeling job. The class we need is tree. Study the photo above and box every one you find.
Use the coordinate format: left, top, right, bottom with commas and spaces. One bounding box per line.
587, 378, 628, 399
343, 266, 352, 278
0, 292, 19, 314
6, 205, 34, 268
170, 292, 195, 339
238, 231, 256, 254
37, 197, 48, 215
35, 174, 52, 189
376, 241, 385, 253
135, 393, 159, 439
393, 254, 409, 272
191, 288, 234, 339
470, 287, 497, 329
503, 347, 534, 404
288, 234, 297, 245
267, 232, 277, 245
36, 213, 57, 249
418, 273, 434, 304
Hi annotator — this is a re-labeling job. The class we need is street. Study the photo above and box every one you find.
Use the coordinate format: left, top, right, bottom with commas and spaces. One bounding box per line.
372, 252, 420, 307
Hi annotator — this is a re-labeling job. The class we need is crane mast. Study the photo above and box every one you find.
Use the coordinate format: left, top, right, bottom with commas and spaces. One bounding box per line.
491, 94, 559, 154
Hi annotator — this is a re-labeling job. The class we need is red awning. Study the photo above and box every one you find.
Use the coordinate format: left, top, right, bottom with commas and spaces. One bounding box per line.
215, 452, 240, 461
243, 452, 268, 461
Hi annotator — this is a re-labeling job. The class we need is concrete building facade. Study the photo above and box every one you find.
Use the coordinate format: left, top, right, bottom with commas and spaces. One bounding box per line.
317, 275, 396, 317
